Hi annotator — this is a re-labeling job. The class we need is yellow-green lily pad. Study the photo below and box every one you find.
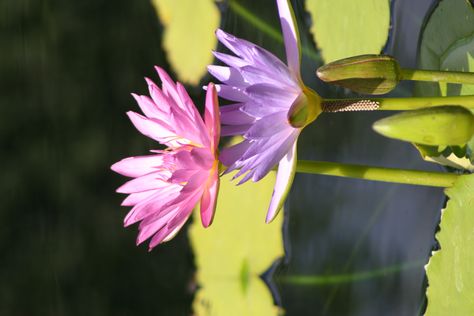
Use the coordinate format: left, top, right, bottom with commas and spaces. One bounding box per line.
152, 0, 219, 85
189, 171, 284, 316
306, 0, 390, 63
425, 174, 474, 316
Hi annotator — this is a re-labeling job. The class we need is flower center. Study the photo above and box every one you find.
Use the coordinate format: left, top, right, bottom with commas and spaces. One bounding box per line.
287, 86, 322, 128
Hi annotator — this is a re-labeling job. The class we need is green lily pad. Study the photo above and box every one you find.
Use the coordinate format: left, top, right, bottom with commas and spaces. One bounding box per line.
189, 171, 284, 316
306, 0, 390, 63
152, 0, 219, 85
425, 174, 474, 316
415, 0, 474, 170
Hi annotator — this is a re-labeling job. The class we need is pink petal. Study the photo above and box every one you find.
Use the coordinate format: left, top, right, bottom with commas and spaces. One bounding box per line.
116, 171, 171, 194
121, 190, 158, 206
190, 147, 214, 170
138, 187, 203, 247
276, 0, 301, 77
176, 82, 207, 135
131, 93, 164, 120
148, 215, 189, 249
266, 141, 297, 223
145, 78, 173, 116
124, 183, 182, 226
200, 170, 219, 227
135, 209, 176, 245
155, 66, 183, 111
204, 83, 220, 150
111, 155, 164, 178
126, 111, 177, 145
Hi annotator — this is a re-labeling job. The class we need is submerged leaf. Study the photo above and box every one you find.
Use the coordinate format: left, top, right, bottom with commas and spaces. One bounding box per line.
425, 174, 474, 316
306, 0, 390, 63
152, 0, 219, 85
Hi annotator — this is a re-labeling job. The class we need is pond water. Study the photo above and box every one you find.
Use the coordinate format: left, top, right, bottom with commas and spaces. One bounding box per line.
1, 0, 445, 315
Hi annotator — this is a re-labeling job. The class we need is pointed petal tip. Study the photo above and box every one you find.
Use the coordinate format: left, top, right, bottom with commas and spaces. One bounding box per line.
201, 218, 212, 228
154, 65, 165, 73
265, 203, 283, 223
144, 77, 155, 86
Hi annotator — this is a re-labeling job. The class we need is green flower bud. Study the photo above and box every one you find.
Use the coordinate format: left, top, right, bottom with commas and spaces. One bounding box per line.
317, 54, 401, 95
373, 106, 474, 146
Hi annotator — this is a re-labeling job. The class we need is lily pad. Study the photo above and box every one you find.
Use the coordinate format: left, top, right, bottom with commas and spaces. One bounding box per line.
152, 0, 219, 85
306, 0, 390, 63
415, 0, 474, 169
425, 174, 474, 316
189, 171, 284, 316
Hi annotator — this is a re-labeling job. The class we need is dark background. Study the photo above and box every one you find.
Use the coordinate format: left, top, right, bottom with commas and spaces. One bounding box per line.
1, 0, 443, 315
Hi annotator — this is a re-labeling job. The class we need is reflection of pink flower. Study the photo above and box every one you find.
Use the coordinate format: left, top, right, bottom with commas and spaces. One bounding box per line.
112, 67, 220, 250
209, 0, 321, 223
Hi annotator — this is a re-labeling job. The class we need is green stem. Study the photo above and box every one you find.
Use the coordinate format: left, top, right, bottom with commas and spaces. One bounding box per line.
400, 68, 474, 85
279, 260, 424, 286
228, 0, 321, 63
295, 160, 458, 187
323, 95, 474, 111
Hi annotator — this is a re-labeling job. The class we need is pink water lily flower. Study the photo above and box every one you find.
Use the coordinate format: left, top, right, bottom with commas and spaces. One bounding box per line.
111, 67, 220, 250
208, 0, 321, 223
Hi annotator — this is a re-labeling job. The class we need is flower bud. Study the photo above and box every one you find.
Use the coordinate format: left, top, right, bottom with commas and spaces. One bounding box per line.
288, 87, 322, 128
317, 54, 401, 95
373, 106, 474, 146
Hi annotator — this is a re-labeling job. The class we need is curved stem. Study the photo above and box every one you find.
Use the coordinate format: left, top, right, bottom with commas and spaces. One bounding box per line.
322, 95, 474, 112
295, 160, 458, 187
400, 68, 474, 85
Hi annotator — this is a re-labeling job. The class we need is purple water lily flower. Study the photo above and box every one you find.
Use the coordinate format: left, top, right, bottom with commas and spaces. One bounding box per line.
208, 0, 322, 223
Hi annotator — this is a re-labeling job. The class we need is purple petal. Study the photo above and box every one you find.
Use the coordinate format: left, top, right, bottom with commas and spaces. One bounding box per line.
215, 84, 248, 102
251, 46, 298, 86
245, 84, 300, 109
219, 140, 252, 167
266, 141, 297, 223
221, 124, 252, 137
229, 129, 295, 183
276, 0, 301, 76
244, 112, 289, 138
220, 103, 255, 125
239, 65, 286, 86
215, 29, 257, 61
241, 101, 287, 118
207, 65, 247, 87
213, 51, 249, 68
247, 132, 297, 182
239, 129, 291, 162
250, 131, 298, 181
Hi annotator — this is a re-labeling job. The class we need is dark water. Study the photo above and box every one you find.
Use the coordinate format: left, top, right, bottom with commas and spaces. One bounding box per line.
1, 0, 442, 315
